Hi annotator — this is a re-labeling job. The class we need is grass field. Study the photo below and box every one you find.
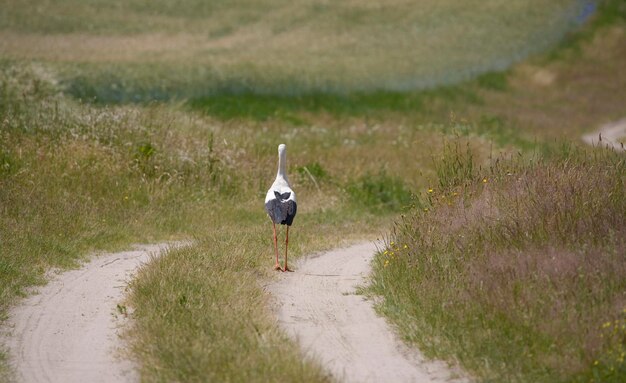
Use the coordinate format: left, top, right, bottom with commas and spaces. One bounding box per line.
0, 0, 590, 98
1, 0, 625, 382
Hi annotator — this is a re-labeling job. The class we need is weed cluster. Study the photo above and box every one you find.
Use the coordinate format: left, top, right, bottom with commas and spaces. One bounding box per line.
587, 310, 626, 382
371, 142, 626, 382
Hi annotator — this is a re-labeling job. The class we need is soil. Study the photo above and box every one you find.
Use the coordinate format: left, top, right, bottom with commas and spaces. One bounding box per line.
1, 243, 180, 383
582, 118, 626, 151
269, 242, 469, 383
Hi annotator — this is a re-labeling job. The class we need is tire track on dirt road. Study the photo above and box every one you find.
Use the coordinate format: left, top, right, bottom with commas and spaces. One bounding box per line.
1, 243, 181, 383
269, 242, 468, 383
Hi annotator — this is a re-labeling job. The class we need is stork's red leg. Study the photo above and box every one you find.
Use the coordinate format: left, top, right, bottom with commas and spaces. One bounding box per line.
272, 223, 281, 271
283, 226, 293, 272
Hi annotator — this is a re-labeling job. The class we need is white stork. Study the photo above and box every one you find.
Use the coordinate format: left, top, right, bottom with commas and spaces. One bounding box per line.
265, 144, 297, 272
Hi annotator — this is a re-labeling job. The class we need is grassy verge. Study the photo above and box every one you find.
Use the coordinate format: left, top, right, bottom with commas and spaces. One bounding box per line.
370, 141, 626, 382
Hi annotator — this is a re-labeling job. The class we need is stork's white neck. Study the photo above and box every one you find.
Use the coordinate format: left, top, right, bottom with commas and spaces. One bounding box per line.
277, 144, 288, 181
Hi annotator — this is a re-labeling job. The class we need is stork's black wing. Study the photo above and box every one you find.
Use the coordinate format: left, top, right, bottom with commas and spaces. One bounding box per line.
265, 193, 297, 226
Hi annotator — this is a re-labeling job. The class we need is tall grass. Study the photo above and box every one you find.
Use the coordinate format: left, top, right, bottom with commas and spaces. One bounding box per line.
0, 62, 225, 309
370, 142, 626, 382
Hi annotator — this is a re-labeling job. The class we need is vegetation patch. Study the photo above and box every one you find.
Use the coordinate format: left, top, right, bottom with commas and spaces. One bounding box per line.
0, 0, 590, 97
548, 0, 626, 56
370, 143, 626, 382
346, 171, 414, 213
128, 237, 331, 382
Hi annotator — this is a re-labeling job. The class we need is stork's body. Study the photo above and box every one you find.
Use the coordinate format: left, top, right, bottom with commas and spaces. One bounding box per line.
265, 144, 297, 271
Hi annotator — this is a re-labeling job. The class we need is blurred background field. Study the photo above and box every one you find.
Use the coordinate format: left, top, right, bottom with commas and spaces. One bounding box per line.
0, 0, 594, 99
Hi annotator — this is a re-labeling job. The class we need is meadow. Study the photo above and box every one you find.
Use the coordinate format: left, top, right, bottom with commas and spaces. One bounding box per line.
1, 0, 625, 382
0, 0, 590, 98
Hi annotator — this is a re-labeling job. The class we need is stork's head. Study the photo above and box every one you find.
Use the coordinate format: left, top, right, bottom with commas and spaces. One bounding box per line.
278, 144, 286, 153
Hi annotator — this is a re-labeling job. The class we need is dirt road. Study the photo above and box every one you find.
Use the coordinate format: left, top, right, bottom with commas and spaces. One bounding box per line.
582, 118, 626, 151
2, 243, 176, 383
3, 240, 467, 383
269, 242, 468, 383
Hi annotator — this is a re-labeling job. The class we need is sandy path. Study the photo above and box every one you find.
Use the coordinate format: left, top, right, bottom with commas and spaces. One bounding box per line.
582, 118, 626, 151
269, 242, 468, 383
1, 243, 177, 383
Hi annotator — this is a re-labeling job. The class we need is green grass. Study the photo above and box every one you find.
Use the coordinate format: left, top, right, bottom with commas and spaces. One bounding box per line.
370, 142, 626, 382
345, 171, 415, 213
186, 86, 484, 122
